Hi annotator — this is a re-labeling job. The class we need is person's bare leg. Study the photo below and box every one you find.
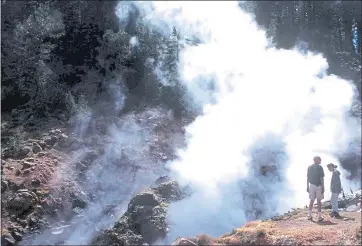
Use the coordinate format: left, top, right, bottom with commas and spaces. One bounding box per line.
309, 199, 315, 211
317, 198, 323, 221
308, 199, 315, 219
317, 199, 322, 212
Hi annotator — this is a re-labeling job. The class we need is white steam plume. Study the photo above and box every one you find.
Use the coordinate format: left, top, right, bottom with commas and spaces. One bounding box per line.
116, 1, 361, 241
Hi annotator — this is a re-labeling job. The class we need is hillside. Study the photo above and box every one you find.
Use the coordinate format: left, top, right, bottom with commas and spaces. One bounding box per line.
1, 109, 191, 245
1, 1, 362, 246
173, 208, 362, 245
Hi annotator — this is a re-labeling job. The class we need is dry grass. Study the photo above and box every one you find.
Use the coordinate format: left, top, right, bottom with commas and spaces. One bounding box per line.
174, 210, 362, 246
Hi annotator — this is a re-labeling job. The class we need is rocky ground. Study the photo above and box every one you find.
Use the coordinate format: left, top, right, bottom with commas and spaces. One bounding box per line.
171, 192, 362, 246
1, 107, 361, 246
1, 107, 192, 246
91, 176, 190, 245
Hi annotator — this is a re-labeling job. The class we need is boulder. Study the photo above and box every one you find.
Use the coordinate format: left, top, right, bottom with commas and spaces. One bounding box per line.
10, 231, 23, 242
345, 204, 360, 212
152, 180, 184, 202
57, 136, 81, 150
7, 191, 37, 214
15, 169, 21, 176
1, 180, 8, 192
44, 136, 57, 146
128, 191, 161, 209
72, 198, 88, 209
38, 141, 47, 149
152, 176, 171, 187
22, 161, 33, 170
172, 237, 198, 246
23, 169, 30, 175
92, 178, 187, 245
323, 190, 361, 209
3, 146, 31, 159
31, 179, 41, 187
32, 143, 42, 154
18, 146, 31, 158
1, 234, 15, 246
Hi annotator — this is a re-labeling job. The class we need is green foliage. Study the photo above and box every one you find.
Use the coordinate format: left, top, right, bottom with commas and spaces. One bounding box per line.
5, 1, 359, 119
97, 29, 134, 75
3, 2, 65, 112
248, 1, 361, 97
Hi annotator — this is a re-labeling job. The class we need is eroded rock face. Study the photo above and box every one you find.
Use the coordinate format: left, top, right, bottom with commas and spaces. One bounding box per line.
7, 190, 37, 214
2, 146, 31, 159
91, 177, 187, 245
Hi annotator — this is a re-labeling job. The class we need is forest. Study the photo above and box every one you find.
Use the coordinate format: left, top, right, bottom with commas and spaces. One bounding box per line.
2, 1, 361, 118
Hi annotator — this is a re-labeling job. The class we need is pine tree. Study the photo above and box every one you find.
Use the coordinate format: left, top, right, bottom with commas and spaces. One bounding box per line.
7, 2, 65, 113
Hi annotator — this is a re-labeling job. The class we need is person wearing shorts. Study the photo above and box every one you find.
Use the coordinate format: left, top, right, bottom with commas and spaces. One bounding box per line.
307, 156, 325, 222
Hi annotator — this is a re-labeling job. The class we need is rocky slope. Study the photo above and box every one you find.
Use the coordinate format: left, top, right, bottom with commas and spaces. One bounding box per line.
91, 176, 189, 245
1, 108, 193, 246
171, 192, 362, 246
1, 108, 361, 246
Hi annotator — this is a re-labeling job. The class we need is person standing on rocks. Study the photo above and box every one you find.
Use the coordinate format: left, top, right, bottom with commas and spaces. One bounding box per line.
307, 156, 325, 222
327, 163, 342, 218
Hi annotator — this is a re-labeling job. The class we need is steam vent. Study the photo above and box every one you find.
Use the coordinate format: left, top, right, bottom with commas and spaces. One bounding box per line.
1, 1, 361, 246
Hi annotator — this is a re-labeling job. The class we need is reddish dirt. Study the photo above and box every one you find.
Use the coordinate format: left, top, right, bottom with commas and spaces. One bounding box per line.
1, 148, 72, 230
189, 209, 362, 245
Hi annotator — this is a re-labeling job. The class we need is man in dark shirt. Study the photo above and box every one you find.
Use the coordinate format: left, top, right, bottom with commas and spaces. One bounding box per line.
307, 156, 325, 222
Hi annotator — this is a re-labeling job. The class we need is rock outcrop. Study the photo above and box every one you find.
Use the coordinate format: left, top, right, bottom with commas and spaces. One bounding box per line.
91, 176, 187, 245
322, 190, 362, 212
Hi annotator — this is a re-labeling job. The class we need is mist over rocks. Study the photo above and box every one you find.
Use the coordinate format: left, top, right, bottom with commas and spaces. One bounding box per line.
91, 176, 188, 245
1, 0, 361, 245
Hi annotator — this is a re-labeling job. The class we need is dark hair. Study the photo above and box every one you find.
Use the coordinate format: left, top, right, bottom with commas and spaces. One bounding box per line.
327, 163, 338, 169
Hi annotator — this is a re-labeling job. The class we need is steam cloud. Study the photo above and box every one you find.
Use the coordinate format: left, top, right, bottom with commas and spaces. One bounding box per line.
26, 82, 173, 245
26, 1, 360, 245
116, 1, 361, 242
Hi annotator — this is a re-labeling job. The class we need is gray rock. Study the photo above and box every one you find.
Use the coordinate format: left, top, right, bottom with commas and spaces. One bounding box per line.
82, 150, 98, 163
274, 236, 298, 245
72, 198, 87, 209
37, 152, 46, 157
15, 169, 21, 176
128, 192, 161, 209
3, 146, 31, 159
92, 179, 186, 245
23, 169, 30, 175
32, 143, 42, 154
44, 136, 57, 146
7, 191, 37, 214
22, 161, 33, 170
1, 234, 15, 246
153, 180, 184, 202
152, 176, 171, 187
172, 237, 197, 246
10, 231, 23, 241
1, 180, 8, 192
345, 204, 360, 212
38, 141, 47, 149
31, 179, 41, 187
58, 136, 81, 150
69, 141, 82, 151
17, 147, 31, 158
27, 215, 38, 227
